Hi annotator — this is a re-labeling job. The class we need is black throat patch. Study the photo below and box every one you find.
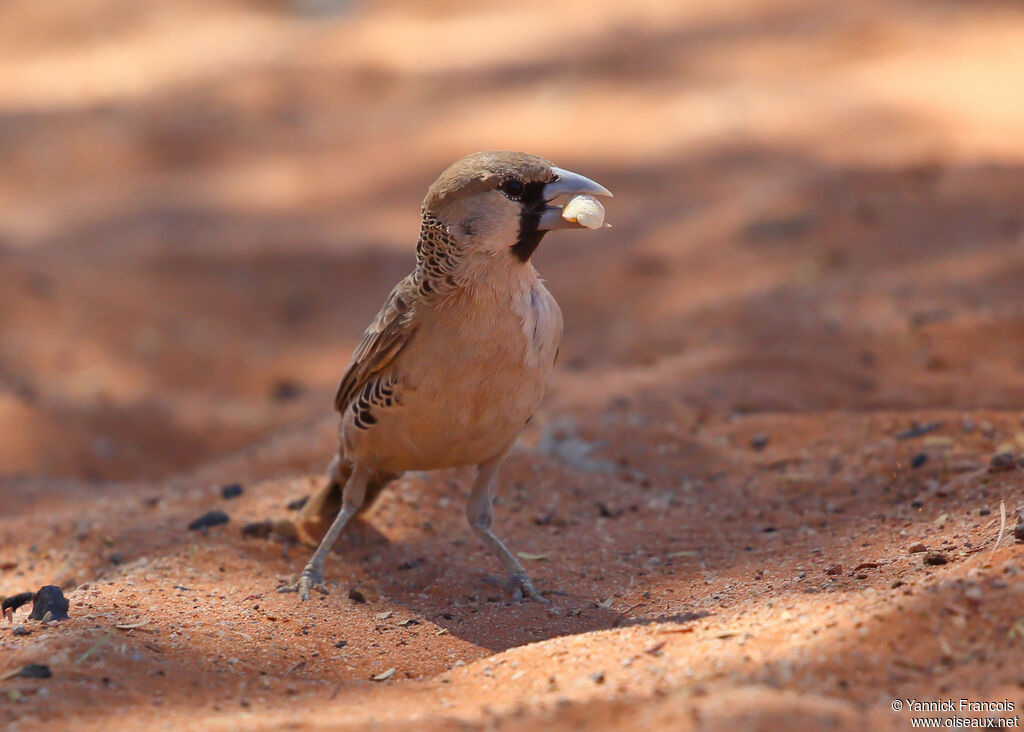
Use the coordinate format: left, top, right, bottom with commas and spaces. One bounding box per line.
511, 181, 550, 262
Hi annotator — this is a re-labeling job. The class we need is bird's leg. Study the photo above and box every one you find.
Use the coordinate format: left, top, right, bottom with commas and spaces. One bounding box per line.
279, 460, 369, 601
468, 455, 549, 605
294, 455, 346, 547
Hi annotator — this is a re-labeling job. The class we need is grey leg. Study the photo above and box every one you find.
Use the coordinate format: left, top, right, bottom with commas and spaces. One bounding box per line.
468, 454, 549, 605
280, 460, 370, 601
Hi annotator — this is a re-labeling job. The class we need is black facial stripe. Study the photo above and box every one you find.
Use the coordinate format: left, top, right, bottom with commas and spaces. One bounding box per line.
511, 180, 550, 262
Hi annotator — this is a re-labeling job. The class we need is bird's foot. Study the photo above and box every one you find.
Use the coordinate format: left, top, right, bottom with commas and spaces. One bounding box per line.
277, 568, 329, 601
485, 572, 551, 606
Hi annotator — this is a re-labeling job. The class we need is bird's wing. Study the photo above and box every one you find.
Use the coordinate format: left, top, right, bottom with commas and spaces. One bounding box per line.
334, 274, 419, 413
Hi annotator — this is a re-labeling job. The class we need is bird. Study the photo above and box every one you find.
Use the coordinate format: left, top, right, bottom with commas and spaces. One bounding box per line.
281, 151, 612, 603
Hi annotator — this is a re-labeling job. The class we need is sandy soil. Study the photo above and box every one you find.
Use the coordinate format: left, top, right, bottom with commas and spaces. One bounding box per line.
4, 0, 1024, 729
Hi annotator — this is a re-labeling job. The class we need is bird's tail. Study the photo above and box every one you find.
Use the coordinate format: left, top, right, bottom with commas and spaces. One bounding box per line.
294, 460, 399, 547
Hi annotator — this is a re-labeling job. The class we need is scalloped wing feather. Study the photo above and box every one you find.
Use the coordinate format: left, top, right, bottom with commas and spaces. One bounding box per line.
333, 274, 419, 413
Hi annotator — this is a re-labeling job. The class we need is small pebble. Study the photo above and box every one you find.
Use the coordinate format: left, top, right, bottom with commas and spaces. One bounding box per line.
923, 553, 948, 566
907, 542, 927, 554
29, 586, 69, 621
334, 640, 348, 648
271, 379, 303, 401
910, 453, 928, 469
188, 511, 230, 531
534, 509, 555, 526
287, 496, 310, 511
1014, 523, 1024, 542
990, 453, 1016, 472
12, 625, 29, 636
750, 433, 770, 451
348, 589, 367, 604
897, 421, 943, 440
241, 520, 274, 539
17, 664, 51, 679
590, 671, 606, 684
220, 484, 244, 500
825, 564, 843, 576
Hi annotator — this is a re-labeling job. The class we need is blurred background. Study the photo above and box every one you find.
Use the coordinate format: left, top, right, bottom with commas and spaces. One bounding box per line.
2, 0, 1023, 483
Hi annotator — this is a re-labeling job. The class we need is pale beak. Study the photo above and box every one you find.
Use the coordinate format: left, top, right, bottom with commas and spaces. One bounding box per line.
537, 167, 613, 230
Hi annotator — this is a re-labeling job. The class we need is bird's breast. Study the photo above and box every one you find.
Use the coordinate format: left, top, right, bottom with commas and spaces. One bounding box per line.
344, 279, 562, 471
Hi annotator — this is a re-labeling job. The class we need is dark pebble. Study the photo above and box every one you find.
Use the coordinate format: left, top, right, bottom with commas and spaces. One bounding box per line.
897, 421, 944, 440
825, 564, 843, 576
750, 433, 770, 450
29, 586, 69, 621
334, 640, 348, 648
742, 214, 815, 241
241, 520, 274, 539
271, 379, 303, 402
12, 625, 29, 636
990, 453, 1016, 472
220, 484, 244, 500
590, 671, 606, 684
109, 553, 123, 565
923, 553, 948, 566
911, 453, 928, 469
18, 664, 51, 679
397, 558, 421, 571
1014, 523, 1024, 542
2, 592, 36, 615
347, 588, 367, 604
287, 496, 310, 511
188, 511, 230, 531
597, 501, 623, 518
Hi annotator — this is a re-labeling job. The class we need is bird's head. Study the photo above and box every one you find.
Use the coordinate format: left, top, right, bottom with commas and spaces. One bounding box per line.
421, 151, 612, 264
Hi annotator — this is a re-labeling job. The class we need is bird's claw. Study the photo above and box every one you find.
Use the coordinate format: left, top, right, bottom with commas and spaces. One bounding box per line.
485, 572, 551, 606
277, 569, 329, 601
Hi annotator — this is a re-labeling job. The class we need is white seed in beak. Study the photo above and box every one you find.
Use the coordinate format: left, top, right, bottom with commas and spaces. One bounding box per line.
561, 194, 606, 230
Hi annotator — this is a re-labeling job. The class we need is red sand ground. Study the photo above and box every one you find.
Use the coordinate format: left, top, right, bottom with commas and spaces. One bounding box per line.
3, 1, 1024, 729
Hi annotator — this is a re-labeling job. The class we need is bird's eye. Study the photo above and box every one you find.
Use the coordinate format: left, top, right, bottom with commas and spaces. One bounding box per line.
501, 179, 525, 199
